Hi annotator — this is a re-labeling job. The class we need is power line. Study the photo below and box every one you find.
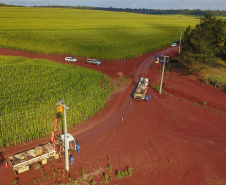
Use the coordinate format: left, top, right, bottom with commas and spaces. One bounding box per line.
1, 50, 168, 121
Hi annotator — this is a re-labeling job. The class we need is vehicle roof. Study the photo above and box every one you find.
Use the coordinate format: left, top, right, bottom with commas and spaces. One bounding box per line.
60, 133, 75, 142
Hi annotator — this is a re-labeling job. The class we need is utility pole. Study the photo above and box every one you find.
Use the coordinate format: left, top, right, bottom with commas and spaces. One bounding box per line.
63, 104, 69, 171
159, 55, 169, 94
178, 31, 182, 55
56, 99, 69, 171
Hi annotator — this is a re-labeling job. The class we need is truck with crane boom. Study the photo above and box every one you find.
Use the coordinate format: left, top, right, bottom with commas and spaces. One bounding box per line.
133, 77, 149, 100
133, 63, 153, 100
7, 102, 78, 175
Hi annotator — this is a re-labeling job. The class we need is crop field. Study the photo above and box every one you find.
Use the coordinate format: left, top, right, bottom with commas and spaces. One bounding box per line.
0, 7, 199, 60
0, 56, 112, 148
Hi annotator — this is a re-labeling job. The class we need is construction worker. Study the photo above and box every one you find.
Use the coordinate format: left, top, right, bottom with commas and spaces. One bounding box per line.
69, 141, 74, 149
76, 142, 80, 153
70, 155, 74, 166
59, 98, 63, 105
149, 94, 151, 100
145, 96, 149, 103
155, 56, 159, 63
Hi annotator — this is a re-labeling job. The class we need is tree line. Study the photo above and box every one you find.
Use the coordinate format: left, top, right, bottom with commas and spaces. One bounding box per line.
1, 2, 225, 17
179, 14, 226, 76
94, 7, 226, 17
0, 3, 22, 7
32, 5, 226, 17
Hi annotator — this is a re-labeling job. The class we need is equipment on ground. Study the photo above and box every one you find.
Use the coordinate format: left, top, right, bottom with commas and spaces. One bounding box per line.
7, 102, 78, 175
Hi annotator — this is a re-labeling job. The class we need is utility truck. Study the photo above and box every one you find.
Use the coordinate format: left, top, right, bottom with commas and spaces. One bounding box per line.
7, 101, 78, 175
7, 133, 77, 175
133, 63, 153, 100
133, 77, 149, 100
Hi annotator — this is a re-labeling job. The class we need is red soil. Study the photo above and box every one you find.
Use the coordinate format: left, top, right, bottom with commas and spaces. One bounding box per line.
0, 47, 226, 185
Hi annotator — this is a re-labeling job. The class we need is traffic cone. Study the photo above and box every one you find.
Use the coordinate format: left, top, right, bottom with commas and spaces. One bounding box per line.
5, 162, 9, 168
121, 118, 124, 122
130, 102, 132, 106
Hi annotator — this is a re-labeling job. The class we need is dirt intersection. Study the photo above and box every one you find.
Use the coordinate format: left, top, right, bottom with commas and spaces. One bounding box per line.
0, 47, 226, 185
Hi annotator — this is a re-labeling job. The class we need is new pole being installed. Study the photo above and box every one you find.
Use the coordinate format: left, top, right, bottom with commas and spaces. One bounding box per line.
63, 104, 69, 171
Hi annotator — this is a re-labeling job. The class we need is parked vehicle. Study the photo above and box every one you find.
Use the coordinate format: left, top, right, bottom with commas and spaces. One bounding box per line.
86, 59, 101, 65
171, 43, 177, 47
65, 57, 77, 62
134, 78, 149, 100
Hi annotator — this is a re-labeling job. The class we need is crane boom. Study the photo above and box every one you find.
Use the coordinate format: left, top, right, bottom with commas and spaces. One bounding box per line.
51, 113, 60, 151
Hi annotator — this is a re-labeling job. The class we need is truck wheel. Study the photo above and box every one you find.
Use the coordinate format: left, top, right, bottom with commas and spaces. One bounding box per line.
47, 156, 55, 162
61, 152, 65, 157
33, 162, 41, 170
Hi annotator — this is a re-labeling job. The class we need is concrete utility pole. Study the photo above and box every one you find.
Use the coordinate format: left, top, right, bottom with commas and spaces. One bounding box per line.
178, 31, 182, 55
159, 55, 169, 94
63, 104, 69, 171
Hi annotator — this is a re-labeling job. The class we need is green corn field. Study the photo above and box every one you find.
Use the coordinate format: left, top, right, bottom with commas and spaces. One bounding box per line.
0, 56, 112, 148
0, 7, 199, 60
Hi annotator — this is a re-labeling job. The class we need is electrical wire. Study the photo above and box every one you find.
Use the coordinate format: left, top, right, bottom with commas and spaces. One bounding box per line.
1, 51, 169, 121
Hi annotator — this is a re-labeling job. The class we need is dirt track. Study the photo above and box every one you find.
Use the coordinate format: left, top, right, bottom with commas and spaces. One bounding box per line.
0, 47, 226, 185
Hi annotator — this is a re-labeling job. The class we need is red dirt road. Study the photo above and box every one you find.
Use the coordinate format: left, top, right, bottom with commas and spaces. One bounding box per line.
0, 47, 226, 185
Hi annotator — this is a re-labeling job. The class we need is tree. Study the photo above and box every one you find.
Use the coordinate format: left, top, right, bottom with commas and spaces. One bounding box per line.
180, 14, 226, 76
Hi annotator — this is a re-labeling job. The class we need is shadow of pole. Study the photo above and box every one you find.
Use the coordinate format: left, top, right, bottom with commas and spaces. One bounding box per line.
130, 81, 138, 98
0, 152, 5, 166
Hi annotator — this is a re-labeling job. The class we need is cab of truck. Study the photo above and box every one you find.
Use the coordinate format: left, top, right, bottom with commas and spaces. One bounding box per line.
144, 78, 149, 87
58, 133, 77, 150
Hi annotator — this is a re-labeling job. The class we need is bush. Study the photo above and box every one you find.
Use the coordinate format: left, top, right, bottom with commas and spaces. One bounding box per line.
204, 75, 226, 91
108, 164, 112, 172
